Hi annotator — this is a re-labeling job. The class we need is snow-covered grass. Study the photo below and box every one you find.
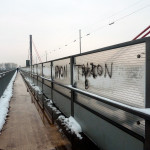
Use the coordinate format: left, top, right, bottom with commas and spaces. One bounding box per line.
0, 71, 17, 132
46, 98, 61, 115
58, 115, 83, 140
24, 77, 42, 94
45, 98, 83, 139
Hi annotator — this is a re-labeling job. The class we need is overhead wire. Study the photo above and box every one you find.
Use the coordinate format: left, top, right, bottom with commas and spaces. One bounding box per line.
80, 0, 145, 31
84, 3, 150, 37
35, 0, 150, 61
55, 2, 150, 55
114, 4, 150, 23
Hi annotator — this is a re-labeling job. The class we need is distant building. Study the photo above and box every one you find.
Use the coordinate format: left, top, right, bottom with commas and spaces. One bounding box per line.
26, 60, 30, 67
0, 63, 17, 71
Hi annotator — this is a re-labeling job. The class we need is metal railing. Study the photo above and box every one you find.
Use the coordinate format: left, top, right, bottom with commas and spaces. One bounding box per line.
0, 70, 16, 98
20, 37, 150, 150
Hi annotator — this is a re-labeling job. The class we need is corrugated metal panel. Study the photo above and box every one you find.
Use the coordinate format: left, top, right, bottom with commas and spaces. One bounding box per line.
53, 58, 70, 85
43, 84, 51, 99
54, 84, 71, 98
33, 65, 37, 74
53, 90, 71, 117
37, 64, 42, 76
74, 103, 144, 150
43, 80, 51, 87
43, 62, 51, 79
74, 43, 145, 108
76, 93, 145, 137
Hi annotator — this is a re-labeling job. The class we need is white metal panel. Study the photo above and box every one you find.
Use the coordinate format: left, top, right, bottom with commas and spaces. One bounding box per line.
74, 43, 145, 108
53, 58, 70, 85
43, 62, 51, 78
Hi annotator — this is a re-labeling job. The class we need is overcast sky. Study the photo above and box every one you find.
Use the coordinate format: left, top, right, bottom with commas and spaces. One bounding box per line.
0, 0, 150, 66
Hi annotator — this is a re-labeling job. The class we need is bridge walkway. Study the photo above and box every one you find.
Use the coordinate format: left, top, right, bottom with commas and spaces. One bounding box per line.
0, 73, 71, 150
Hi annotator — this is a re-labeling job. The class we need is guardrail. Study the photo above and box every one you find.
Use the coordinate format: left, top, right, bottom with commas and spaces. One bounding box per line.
20, 37, 150, 150
0, 70, 16, 98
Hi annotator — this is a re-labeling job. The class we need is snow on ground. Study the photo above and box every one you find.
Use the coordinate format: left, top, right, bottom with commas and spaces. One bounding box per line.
0, 71, 17, 132
46, 98, 61, 115
58, 115, 83, 140
46, 98, 83, 139
24, 77, 42, 94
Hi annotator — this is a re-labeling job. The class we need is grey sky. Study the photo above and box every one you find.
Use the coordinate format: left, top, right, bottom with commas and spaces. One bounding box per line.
0, 0, 150, 66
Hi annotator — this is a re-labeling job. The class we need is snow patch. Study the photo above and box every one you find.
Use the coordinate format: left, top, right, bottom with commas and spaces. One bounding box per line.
45, 98, 82, 139
0, 71, 17, 132
41, 76, 52, 81
46, 98, 61, 115
24, 77, 42, 94
58, 115, 83, 139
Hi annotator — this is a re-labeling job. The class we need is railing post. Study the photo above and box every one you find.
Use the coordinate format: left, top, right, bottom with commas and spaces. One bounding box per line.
51, 61, 54, 124
30, 35, 32, 66
51, 61, 53, 102
42, 63, 44, 109
30, 35, 32, 76
36, 64, 38, 99
70, 56, 75, 116
42, 63, 43, 93
37, 64, 38, 86
144, 38, 150, 150
32, 65, 34, 81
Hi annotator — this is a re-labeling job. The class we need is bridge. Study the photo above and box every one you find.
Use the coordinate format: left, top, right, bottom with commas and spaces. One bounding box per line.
0, 37, 150, 150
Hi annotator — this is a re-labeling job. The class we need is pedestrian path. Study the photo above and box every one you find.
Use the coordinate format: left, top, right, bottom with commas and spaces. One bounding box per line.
0, 73, 71, 150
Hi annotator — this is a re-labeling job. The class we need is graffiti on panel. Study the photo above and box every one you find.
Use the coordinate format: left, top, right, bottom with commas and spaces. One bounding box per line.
75, 63, 113, 89
55, 65, 68, 78
54, 63, 113, 89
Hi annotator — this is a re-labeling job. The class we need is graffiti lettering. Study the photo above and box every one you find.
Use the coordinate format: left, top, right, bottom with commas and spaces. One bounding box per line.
76, 62, 113, 89
55, 63, 113, 90
55, 65, 67, 78
104, 63, 113, 78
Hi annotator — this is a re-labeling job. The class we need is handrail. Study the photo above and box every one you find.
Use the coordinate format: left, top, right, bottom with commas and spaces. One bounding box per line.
22, 71, 150, 121
20, 37, 150, 148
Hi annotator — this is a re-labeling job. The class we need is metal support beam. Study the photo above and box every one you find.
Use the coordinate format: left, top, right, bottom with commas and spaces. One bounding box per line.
42, 63, 44, 109
51, 61, 54, 102
70, 56, 75, 116
42, 63, 44, 93
30, 35, 32, 66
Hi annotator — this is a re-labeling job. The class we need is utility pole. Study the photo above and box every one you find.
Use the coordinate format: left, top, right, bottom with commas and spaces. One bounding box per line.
30, 35, 32, 66
79, 29, 81, 54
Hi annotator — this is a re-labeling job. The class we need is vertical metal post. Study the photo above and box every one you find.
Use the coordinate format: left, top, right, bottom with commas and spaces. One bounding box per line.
79, 29, 81, 54
70, 56, 74, 116
51, 61, 53, 101
42, 63, 44, 109
30, 35, 32, 66
36, 64, 38, 85
32, 65, 34, 93
42, 63, 44, 93
144, 38, 150, 150
37, 64, 38, 86
36, 64, 38, 99
30, 35, 32, 79
51, 61, 54, 124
